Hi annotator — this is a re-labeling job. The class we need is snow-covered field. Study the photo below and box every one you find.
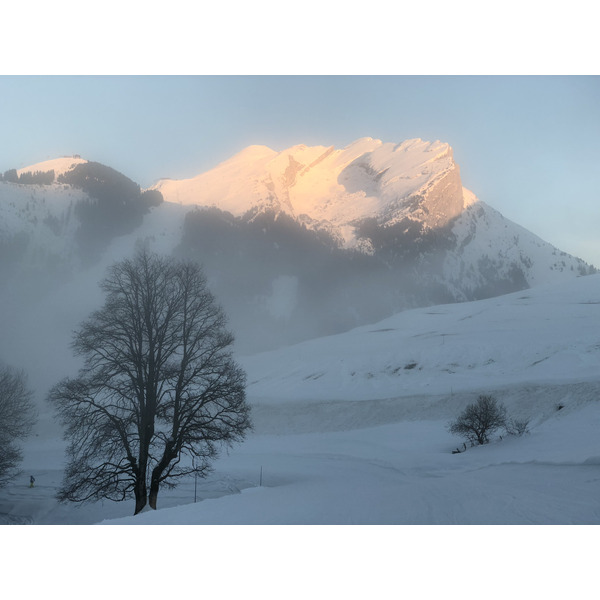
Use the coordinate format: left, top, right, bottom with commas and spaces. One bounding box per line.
2, 274, 599, 526
6, 383, 598, 526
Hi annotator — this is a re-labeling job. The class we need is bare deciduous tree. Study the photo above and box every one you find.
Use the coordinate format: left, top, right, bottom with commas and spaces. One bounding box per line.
48, 249, 251, 515
0, 365, 36, 487
448, 395, 507, 446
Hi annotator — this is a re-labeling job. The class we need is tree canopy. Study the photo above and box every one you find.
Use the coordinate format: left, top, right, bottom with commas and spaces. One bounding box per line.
448, 395, 507, 446
48, 249, 251, 514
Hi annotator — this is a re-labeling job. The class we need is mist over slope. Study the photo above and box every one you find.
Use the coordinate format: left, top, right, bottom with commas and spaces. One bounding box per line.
242, 272, 600, 404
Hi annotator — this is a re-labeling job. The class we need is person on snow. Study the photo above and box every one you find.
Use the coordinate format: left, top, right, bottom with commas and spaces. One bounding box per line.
29, 475, 35, 488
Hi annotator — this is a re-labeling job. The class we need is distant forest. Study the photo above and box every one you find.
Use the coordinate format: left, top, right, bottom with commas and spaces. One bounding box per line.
1, 169, 55, 185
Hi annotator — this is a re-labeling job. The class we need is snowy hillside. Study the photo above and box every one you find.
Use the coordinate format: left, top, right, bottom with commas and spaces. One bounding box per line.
445, 189, 592, 294
241, 273, 600, 404
0, 179, 87, 274
87, 274, 600, 525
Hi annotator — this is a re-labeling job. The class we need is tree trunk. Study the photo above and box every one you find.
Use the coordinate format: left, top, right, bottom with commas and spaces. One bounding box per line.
133, 473, 148, 515
134, 491, 147, 514
148, 480, 159, 510
149, 445, 174, 510
134, 414, 154, 514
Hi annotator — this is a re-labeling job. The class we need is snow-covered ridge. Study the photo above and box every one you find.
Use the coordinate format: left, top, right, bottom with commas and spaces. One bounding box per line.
16, 156, 87, 177
1, 144, 595, 369
151, 137, 463, 247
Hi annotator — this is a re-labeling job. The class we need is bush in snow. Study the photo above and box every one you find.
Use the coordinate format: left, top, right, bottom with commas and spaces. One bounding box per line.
448, 395, 507, 446
505, 417, 530, 436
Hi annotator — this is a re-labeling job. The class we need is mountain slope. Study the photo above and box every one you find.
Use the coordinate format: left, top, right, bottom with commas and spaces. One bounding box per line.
241, 272, 600, 403
16, 156, 88, 178
444, 189, 591, 297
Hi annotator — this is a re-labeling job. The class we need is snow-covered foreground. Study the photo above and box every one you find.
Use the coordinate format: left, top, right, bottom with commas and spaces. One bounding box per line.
107, 400, 600, 525
1, 275, 600, 525
2, 378, 599, 525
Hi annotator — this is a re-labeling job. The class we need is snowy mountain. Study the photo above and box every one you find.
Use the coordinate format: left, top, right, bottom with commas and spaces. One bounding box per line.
154, 138, 586, 286
148, 138, 595, 349
152, 137, 593, 285
0, 140, 596, 359
0, 157, 161, 282
152, 138, 464, 246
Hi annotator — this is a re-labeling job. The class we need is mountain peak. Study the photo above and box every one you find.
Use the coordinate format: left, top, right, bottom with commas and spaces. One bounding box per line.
230, 144, 277, 161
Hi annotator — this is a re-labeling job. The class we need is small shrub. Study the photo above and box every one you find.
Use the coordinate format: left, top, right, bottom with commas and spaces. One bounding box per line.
506, 417, 530, 436
448, 395, 507, 446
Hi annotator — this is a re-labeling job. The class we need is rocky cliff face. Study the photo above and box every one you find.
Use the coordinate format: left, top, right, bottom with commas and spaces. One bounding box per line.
418, 161, 464, 228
